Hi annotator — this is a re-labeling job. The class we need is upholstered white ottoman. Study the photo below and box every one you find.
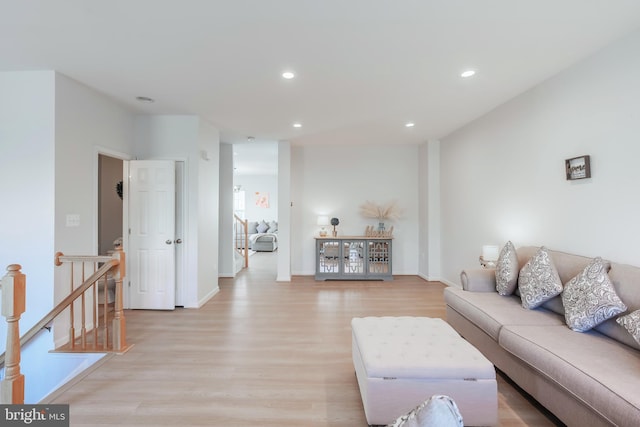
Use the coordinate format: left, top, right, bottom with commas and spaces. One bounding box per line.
352, 317, 497, 426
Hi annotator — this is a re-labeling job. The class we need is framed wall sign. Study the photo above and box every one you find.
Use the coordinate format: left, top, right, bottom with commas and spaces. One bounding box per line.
565, 155, 591, 180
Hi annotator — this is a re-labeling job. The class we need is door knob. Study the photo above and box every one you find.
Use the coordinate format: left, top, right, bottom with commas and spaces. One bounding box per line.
166, 240, 173, 245
175, 239, 182, 244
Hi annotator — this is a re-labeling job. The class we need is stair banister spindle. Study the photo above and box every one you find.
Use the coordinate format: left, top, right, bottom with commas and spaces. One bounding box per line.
69, 262, 75, 349
0, 264, 26, 404
81, 262, 87, 350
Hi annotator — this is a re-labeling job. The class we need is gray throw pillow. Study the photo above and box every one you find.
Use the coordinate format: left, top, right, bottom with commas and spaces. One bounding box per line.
495, 241, 518, 295
267, 220, 278, 233
617, 310, 640, 345
518, 246, 562, 309
562, 257, 627, 332
256, 221, 269, 233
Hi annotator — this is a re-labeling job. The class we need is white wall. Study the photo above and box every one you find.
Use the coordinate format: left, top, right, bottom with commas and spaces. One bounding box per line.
418, 140, 441, 281
0, 71, 56, 349
440, 29, 640, 286
277, 141, 291, 282
218, 143, 235, 277
290, 144, 420, 276
1, 70, 135, 402
55, 73, 134, 256
235, 174, 279, 222
197, 120, 220, 305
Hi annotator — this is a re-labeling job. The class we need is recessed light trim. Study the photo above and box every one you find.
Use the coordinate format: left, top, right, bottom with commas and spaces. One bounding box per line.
282, 71, 295, 79
135, 96, 155, 103
460, 70, 476, 78
293, 123, 302, 128
405, 122, 415, 128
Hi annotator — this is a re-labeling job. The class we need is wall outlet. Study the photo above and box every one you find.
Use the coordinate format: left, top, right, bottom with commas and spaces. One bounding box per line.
66, 214, 80, 227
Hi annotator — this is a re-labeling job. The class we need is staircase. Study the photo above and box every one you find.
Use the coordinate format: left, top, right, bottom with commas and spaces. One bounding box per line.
0, 247, 129, 404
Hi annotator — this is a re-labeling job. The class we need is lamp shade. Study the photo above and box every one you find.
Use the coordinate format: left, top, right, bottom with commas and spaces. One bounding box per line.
317, 215, 330, 226
482, 245, 500, 262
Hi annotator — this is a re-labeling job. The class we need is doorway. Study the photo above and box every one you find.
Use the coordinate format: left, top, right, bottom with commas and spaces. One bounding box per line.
98, 154, 124, 255
232, 141, 279, 279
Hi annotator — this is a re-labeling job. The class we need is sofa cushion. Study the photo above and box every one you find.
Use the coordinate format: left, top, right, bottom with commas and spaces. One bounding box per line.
499, 325, 640, 427
517, 246, 605, 316
516, 246, 595, 284
444, 287, 564, 341
267, 220, 278, 233
518, 247, 562, 309
562, 257, 627, 332
495, 241, 518, 296
617, 310, 640, 345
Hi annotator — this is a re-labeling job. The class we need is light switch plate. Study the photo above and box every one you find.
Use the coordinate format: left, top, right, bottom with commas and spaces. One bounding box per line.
66, 214, 80, 227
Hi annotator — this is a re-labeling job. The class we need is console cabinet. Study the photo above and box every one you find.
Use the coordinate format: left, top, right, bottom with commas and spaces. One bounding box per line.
315, 236, 392, 281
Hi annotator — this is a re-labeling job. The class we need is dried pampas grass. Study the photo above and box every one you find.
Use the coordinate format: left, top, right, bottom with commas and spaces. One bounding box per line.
359, 200, 402, 221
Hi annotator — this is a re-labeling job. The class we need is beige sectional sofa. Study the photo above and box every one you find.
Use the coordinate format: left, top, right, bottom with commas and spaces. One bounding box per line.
444, 246, 640, 426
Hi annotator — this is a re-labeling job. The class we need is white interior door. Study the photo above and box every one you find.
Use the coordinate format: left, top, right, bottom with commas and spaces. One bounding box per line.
128, 160, 176, 310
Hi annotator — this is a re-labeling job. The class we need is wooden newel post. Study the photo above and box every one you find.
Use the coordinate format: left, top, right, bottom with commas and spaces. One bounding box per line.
1, 264, 26, 404
110, 247, 127, 351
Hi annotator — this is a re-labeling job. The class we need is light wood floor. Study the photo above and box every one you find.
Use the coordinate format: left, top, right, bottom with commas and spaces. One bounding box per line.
50, 252, 560, 426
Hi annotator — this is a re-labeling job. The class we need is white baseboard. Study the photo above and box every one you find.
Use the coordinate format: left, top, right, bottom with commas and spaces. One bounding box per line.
441, 278, 460, 288
197, 286, 220, 308
40, 353, 113, 404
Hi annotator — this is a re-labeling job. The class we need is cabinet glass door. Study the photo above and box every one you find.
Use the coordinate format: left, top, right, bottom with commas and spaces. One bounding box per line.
318, 240, 341, 274
342, 240, 365, 276
368, 240, 391, 276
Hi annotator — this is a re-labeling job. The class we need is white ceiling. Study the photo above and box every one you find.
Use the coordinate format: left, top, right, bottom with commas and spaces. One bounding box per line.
233, 141, 278, 176
3, 0, 640, 154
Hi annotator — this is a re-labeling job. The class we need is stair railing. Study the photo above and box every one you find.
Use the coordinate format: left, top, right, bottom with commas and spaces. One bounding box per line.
52, 246, 128, 353
234, 214, 249, 268
0, 247, 128, 404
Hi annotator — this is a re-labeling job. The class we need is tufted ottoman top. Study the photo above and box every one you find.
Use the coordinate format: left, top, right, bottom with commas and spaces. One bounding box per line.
352, 317, 495, 380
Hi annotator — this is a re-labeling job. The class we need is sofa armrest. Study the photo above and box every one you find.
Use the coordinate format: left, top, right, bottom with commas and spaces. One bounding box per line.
460, 268, 497, 292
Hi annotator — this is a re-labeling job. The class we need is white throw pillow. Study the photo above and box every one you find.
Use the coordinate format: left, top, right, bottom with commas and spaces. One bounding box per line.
562, 257, 627, 332
518, 247, 562, 309
256, 220, 269, 233
616, 310, 640, 345
387, 395, 463, 427
495, 241, 518, 295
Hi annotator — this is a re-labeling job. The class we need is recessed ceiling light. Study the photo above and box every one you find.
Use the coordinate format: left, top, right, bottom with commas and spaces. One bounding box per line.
460, 70, 476, 78
247, 136, 255, 141
293, 123, 302, 128
405, 122, 415, 128
282, 71, 295, 79
135, 96, 155, 103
